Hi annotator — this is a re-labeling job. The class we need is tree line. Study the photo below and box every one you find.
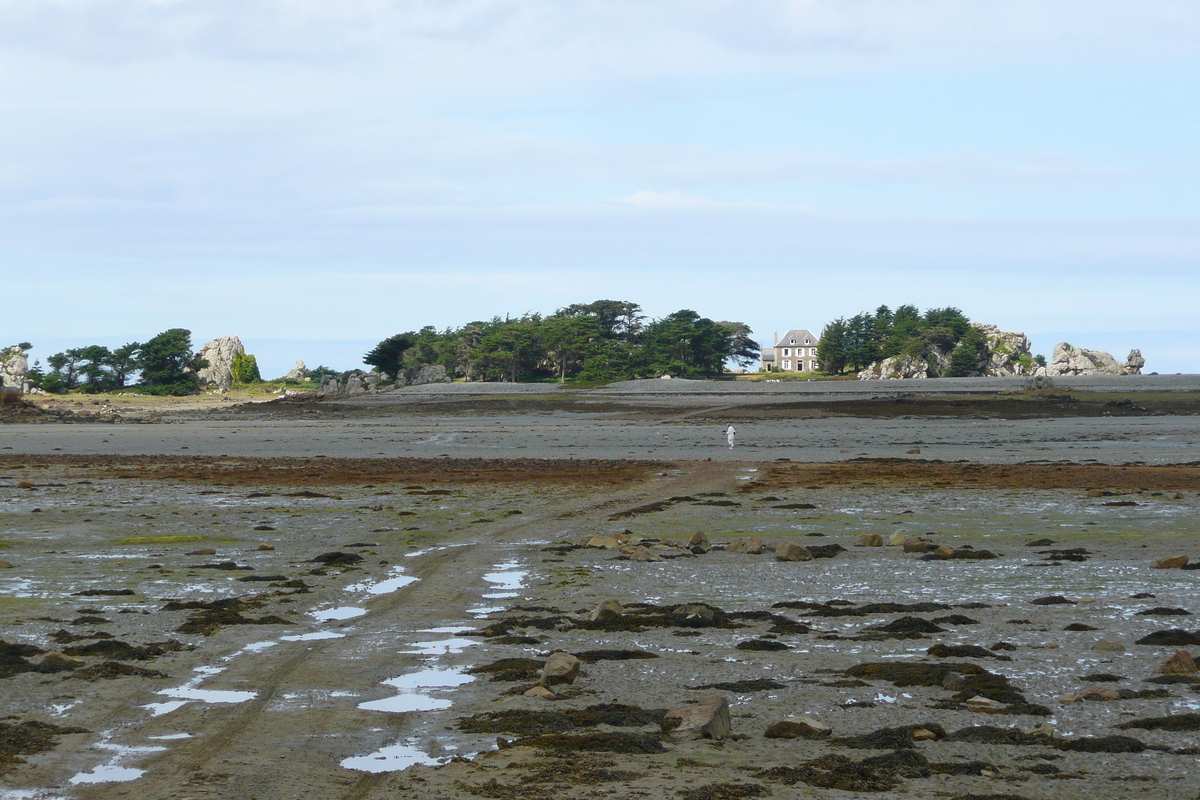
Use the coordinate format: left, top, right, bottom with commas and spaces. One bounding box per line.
816, 305, 1043, 377
22, 329, 211, 395
363, 300, 760, 383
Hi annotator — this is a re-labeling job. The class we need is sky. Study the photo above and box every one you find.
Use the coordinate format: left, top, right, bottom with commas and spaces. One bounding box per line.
3, 0, 1198, 377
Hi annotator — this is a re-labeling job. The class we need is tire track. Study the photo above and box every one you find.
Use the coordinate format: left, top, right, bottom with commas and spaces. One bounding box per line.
79, 461, 741, 800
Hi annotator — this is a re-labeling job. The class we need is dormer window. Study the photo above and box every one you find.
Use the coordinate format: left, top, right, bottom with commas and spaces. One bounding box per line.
789, 338, 796, 344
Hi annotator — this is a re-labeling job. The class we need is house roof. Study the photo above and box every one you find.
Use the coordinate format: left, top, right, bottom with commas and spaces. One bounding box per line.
775, 329, 819, 346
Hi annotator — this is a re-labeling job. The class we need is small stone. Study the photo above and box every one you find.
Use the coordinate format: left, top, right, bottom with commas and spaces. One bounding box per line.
911, 727, 939, 741
965, 695, 1006, 712
906, 447, 921, 455
1076, 595, 1095, 603
775, 542, 813, 562
687, 532, 711, 554
539, 652, 581, 686
1059, 694, 1080, 704
1081, 685, 1122, 701
764, 715, 831, 739
859, 533, 884, 547
588, 598, 623, 623
1093, 639, 1126, 652
903, 537, 935, 553
1158, 650, 1198, 675
887, 531, 907, 546
1024, 724, 1055, 738
257, 544, 275, 551
932, 545, 956, 559
1151, 555, 1189, 569
664, 695, 731, 740
743, 537, 764, 555
0, 560, 13, 569
586, 536, 623, 549
524, 685, 555, 700
726, 538, 745, 553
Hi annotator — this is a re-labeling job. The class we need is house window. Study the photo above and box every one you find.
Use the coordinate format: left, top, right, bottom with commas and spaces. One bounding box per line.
805, 338, 811, 344
783, 360, 791, 370
783, 348, 790, 356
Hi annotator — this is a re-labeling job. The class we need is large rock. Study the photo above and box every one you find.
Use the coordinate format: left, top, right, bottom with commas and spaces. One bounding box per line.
629, 545, 663, 562
664, 695, 731, 739
727, 537, 764, 554
588, 598, 623, 623
1040, 342, 1134, 377
0, 346, 34, 395
1158, 650, 1197, 675
402, 364, 452, 386
196, 336, 245, 390
315, 365, 447, 398
344, 373, 366, 396
539, 652, 581, 686
1151, 555, 1189, 570
858, 355, 929, 380
775, 542, 813, 562
973, 324, 1034, 377
283, 360, 309, 381
764, 716, 831, 739
1123, 349, 1145, 375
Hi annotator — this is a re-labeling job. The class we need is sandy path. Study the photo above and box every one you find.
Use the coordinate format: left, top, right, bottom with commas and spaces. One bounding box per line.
56, 462, 736, 800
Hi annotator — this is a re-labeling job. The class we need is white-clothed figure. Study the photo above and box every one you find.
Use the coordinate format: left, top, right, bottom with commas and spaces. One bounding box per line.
725, 424, 736, 449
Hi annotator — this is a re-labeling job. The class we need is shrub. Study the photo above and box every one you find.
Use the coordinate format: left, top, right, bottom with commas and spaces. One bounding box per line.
231, 353, 262, 384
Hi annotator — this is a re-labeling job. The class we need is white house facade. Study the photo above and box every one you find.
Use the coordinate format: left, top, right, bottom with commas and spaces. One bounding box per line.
760, 329, 820, 372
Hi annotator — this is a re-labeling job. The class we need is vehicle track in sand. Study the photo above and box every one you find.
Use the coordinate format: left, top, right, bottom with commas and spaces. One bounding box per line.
75, 461, 738, 800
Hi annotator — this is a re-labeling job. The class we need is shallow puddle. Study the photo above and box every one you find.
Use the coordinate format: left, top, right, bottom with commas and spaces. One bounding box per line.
311, 606, 367, 622
154, 666, 257, 707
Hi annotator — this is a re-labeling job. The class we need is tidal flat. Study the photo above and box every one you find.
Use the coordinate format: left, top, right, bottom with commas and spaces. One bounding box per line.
2, 451, 1200, 800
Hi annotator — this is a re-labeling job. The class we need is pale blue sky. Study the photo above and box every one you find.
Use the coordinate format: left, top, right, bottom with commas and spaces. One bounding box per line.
3, 1, 1197, 376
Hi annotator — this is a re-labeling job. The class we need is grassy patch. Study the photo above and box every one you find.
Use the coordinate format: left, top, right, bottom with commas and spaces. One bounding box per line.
117, 535, 205, 545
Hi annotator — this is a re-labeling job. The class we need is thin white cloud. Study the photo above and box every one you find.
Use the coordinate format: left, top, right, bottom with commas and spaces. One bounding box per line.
1, 1, 1197, 76
615, 189, 811, 211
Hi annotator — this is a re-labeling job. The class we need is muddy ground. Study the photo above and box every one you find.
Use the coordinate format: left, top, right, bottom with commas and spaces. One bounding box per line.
2, 380, 1200, 799
2, 453, 1200, 800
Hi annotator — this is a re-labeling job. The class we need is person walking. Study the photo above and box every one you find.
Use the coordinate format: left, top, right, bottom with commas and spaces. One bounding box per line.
725, 424, 736, 449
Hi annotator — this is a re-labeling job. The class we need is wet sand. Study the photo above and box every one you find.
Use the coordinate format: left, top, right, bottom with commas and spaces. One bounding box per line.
2, 379, 1200, 799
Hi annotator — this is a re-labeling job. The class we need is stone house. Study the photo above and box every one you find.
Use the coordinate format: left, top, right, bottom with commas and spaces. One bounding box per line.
760, 329, 821, 372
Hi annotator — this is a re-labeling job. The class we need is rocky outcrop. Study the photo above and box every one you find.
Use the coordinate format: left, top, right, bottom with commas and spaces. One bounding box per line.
857, 355, 929, 380
402, 364, 452, 386
0, 346, 35, 395
283, 360, 310, 381
315, 365, 451, 398
196, 336, 245, 390
974, 324, 1034, 377
1123, 349, 1145, 375
1038, 342, 1143, 377
858, 323, 1034, 380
